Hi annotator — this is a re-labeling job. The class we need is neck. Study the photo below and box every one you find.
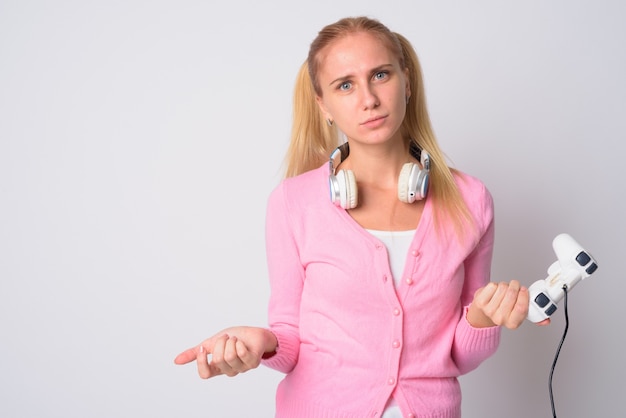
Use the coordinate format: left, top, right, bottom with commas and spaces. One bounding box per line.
339, 141, 414, 188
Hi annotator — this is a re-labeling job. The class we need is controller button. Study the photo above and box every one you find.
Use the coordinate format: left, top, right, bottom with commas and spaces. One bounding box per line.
534, 292, 550, 308
576, 251, 591, 267
545, 304, 557, 316
586, 262, 598, 275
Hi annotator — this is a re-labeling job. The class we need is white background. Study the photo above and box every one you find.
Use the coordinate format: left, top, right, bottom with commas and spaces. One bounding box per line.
1, 1, 624, 417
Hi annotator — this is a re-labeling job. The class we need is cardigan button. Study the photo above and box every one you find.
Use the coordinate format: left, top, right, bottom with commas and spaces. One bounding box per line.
405, 277, 414, 285
387, 377, 396, 385
407, 414, 416, 418
392, 340, 401, 349
411, 249, 420, 257
393, 308, 401, 316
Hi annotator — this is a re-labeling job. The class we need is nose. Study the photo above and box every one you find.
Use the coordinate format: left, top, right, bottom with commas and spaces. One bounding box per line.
360, 84, 380, 109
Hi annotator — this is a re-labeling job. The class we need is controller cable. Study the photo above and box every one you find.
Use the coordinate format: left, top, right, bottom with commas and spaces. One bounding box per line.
548, 284, 569, 418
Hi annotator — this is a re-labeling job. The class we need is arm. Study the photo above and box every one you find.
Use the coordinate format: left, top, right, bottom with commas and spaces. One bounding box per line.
260, 182, 305, 373
173, 182, 302, 379
174, 182, 305, 378
462, 211, 529, 329
451, 184, 501, 374
452, 182, 550, 373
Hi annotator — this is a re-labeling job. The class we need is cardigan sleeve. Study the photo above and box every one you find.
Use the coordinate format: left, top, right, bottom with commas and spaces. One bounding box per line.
260, 182, 304, 373
451, 181, 501, 374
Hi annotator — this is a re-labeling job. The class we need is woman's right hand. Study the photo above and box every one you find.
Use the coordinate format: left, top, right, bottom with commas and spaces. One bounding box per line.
174, 326, 277, 378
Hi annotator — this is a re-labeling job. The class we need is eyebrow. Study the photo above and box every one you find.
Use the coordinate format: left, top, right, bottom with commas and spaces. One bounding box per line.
328, 63, 395, 87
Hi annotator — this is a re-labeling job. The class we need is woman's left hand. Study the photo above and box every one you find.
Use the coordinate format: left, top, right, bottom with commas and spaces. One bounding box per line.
467, 280, 550, 329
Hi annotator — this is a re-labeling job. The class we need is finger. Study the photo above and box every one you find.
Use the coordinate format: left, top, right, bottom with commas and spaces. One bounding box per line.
493, 281, 515, 304
221, 337, 247, 376
196, 344, 212, 379
482, 281, 520, 327
197, 336, 226, 379
512, 285, 530, 317
235, 338, 261, 370
498, 280, 522, 315
211, 334, 238, 377
174, 332, 221, 365
473, 282, 498, 305
174, 347, 199, 365
481, 282, 509, 317
503, 285, 530, 329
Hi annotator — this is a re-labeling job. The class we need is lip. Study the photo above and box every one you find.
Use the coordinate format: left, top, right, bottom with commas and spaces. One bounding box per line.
360, 115, 387, 128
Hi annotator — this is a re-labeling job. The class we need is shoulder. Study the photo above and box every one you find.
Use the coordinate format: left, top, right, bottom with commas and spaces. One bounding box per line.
452, 169, 494, 223
267, 163, 329, 212
453, 170, 491, 199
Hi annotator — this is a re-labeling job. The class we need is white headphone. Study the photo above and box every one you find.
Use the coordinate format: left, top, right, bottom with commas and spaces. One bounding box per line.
328, 142, 430, 209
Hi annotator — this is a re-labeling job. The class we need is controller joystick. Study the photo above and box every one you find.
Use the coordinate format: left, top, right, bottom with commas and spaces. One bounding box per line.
527, 233, 598, 323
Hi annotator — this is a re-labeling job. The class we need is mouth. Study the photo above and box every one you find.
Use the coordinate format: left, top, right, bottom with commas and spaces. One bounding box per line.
361, 115, 387, 126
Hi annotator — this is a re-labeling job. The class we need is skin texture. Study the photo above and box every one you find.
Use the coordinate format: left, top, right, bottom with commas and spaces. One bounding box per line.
174, 326, 277, 378
174, 30, 547, 380
315, 32, 423, 232
315, 32, 410, 149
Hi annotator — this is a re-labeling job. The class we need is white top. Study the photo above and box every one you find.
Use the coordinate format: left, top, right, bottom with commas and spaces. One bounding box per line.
366, 229, 415, 288
367, 228, 416, 418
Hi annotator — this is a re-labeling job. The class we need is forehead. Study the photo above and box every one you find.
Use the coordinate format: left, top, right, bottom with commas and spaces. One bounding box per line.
317, 32, 400, 76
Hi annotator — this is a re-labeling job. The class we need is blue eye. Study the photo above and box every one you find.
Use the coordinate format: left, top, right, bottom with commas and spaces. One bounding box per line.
374, 71, 388, 80
339, 81, 352, 91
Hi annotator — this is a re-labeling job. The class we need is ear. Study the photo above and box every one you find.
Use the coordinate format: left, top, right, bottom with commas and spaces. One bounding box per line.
316, 95, 332, 122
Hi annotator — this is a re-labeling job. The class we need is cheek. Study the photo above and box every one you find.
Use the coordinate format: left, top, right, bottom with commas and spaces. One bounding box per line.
326, 97, 356, 120
388, 88, 407, 113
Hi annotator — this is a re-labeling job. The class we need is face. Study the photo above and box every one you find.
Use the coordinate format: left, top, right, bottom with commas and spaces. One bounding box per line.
315, 31, 410, 147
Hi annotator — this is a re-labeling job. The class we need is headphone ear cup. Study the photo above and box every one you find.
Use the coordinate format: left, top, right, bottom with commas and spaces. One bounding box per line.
398, 163, 429, 203
397, 163, 414, 203
335, 169, 358, 209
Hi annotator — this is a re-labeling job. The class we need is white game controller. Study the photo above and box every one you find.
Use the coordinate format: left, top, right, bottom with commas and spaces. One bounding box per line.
527, 233, 598, 323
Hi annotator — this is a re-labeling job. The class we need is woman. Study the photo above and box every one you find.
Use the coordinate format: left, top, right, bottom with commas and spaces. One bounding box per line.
175, 16, 533, 418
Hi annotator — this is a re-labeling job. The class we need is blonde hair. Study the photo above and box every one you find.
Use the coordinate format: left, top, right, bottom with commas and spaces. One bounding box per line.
283, 16, 474, 234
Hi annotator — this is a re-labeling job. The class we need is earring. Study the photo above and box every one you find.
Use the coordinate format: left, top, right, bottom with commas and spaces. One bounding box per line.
326, 119, 334, 127
405, 95, 410, 105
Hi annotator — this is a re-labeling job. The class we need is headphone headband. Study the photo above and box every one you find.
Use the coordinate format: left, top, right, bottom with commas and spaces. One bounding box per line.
328, 141, 430, 209
330, 142, 427, 168
328, 142, 350, 176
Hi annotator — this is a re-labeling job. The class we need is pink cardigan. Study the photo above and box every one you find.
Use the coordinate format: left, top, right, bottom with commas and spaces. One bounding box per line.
262, 163, 500, 418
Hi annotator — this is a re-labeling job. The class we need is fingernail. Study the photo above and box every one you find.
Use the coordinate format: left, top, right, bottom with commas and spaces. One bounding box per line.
199, 345, 204, 353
